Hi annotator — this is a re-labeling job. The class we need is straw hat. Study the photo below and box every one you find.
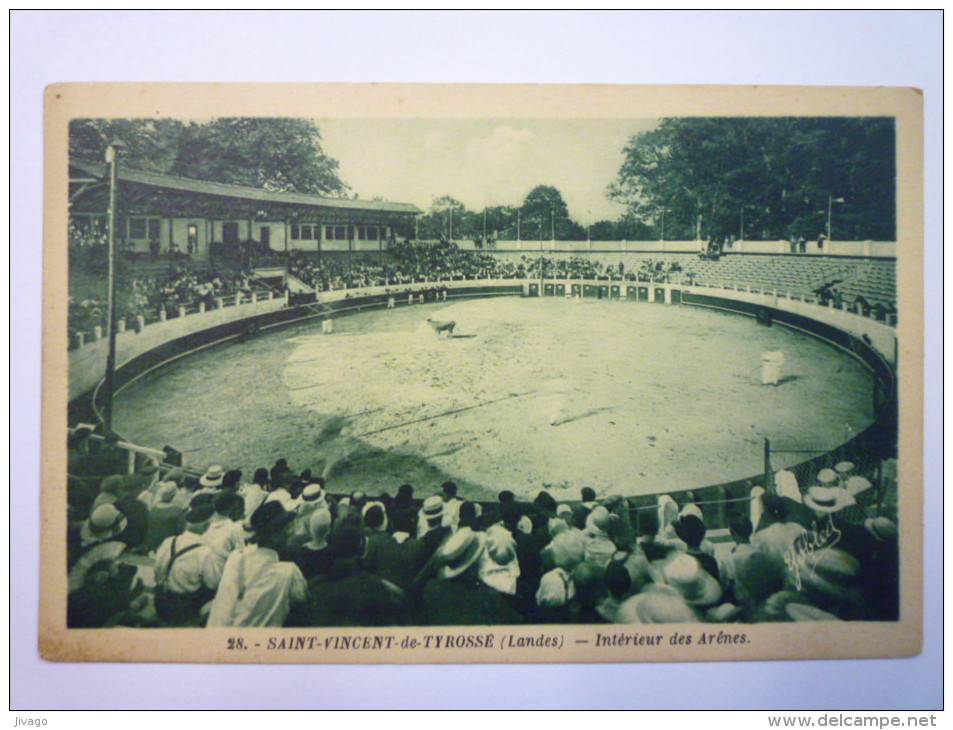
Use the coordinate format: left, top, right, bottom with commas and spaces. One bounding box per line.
68, 540, 127, 593
816, 468, 839, 485
199, 465, 225, 488
80, 504, 128, 545
845, 475, 872, 496
803, 486, 856, 514
865, 516, 898, 542
435, 527, 486, 579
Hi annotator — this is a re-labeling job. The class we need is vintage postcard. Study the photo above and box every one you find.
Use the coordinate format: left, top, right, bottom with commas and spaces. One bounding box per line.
40, 83, 923, 663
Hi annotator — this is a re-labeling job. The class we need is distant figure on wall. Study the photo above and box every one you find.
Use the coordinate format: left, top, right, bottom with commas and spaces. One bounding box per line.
761, 351, 785, 386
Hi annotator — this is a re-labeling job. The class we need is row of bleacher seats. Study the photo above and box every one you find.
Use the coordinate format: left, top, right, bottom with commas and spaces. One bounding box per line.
486, 252, 897, 310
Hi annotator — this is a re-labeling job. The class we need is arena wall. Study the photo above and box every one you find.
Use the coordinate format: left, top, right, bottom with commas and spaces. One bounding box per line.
68, 278, 897, 529
68, 292, 287, 404
480, 239, 897, 258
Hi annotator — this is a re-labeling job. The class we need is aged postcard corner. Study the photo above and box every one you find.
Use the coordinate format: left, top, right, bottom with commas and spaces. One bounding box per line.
41, 83, 922, 665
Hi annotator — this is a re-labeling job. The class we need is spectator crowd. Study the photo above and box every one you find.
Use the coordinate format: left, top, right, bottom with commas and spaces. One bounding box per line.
67, 428, 899, 630
69, 267, 260, 344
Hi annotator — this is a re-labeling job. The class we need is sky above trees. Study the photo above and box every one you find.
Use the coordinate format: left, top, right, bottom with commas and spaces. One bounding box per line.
318, 118, 655, 223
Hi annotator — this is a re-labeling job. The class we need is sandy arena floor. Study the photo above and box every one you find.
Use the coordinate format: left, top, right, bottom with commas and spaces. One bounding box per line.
114, 297, 874, 501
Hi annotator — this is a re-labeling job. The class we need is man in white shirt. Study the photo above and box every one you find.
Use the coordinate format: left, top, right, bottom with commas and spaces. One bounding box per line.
237, 468, 269, 527
153, 504, 222, 626
439, 482, 463, 530
207, 501, 307, 628
204, 491, 247, 567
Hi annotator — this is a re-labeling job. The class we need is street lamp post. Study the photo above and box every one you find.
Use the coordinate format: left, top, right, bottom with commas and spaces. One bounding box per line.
102, 137, 125, 434
517, 209, 521, 242
827, 196, 845, 240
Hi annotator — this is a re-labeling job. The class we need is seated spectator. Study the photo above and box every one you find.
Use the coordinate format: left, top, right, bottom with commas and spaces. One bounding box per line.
285, 508, 334, 580
144, 482, 186, 552
582, 506, 618, 568
596, 558, 634, 622
289, 482, 327, 542
656, 552, 723, 609
731, 551, 787, 622
207, 501, 306, 627
457, 501, 482, 531
536, 529, 586, 622
672, 514, 720, 582
154, 504, 222, 627
860, 516, 899, 621
196, 465, 225, 496
361, 502, 398, 576
67, 542, 147, 628
90, 475, 123, 513
204, 491, 247, 566
294, 524, 408, 628
79, 503, 128, 552
419, 528, 522, 625
716, 512, 758, 601
238, 468, 270, 524
787, 547, 865, 620
390, 484, 416, 534
751, 493, 808, 569
478, 524, 520, 597
440, 481, 463, 530
636, 508, 670, 562
570, 561, 608, 624
614, 584, 699, 624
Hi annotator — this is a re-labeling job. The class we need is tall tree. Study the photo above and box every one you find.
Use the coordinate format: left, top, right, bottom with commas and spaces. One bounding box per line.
69, 118, 185, 173
608, 117, 895, 241
170, 118, 348, 196
70, 117, 349, 198
521, 185, 572, 240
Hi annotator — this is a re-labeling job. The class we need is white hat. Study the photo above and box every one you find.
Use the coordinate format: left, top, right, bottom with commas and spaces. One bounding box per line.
80, 504, 128, 545
804, 486, 856, 514
817, 468, 839, 485
435, 528, 486, 579
199, 465, 225, 488
845, 475, 872, 496
659, 553, 723, 606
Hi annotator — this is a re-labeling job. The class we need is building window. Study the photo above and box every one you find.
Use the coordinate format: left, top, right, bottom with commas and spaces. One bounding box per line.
128, 218, 147, 239
291, 224, 320, 240
223, 222, 239, 244
127, 216, 161, 240
364, 226, 378, 240
331, 225, 348, 240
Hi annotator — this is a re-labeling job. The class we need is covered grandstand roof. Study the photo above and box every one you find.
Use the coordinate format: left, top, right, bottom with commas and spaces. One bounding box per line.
69, 159, 422, 215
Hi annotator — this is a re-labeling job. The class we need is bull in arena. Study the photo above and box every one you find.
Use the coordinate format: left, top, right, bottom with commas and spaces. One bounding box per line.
426, 318, 456, 338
